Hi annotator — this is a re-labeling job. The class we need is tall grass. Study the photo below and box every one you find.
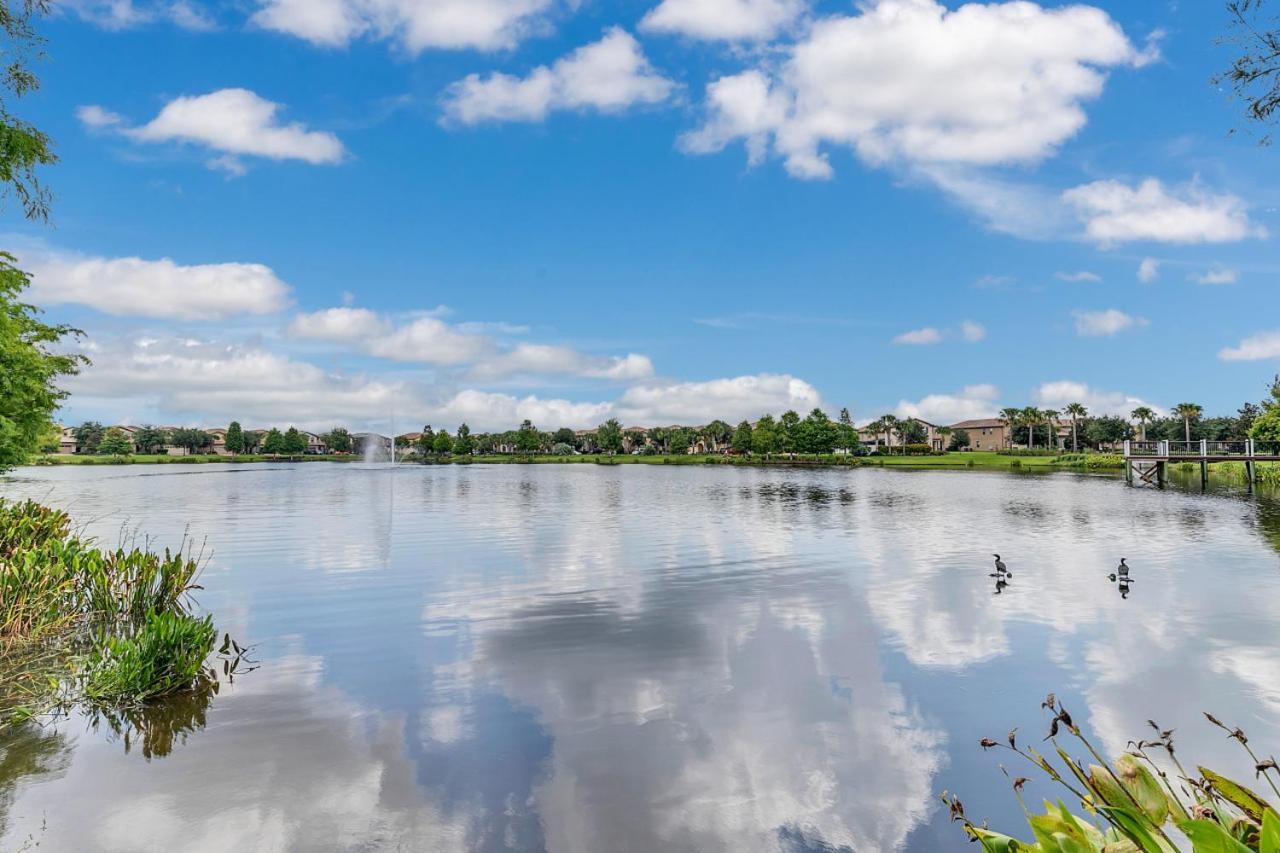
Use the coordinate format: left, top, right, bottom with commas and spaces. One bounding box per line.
81, 611, 216, 706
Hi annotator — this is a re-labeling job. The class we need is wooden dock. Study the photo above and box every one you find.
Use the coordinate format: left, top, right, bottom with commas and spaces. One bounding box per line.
1123, 440, 1280, 488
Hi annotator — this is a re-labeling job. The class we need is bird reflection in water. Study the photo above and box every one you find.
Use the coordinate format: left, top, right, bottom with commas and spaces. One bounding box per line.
991, 553, 1012, 595
1108, 558, 1135, 599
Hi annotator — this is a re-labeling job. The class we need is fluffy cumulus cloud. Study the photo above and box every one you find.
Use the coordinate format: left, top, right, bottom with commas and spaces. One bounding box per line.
1062, 178, 1266, 245
1190, 266, 1238, 286
682, 0, 1152, 179
1072, 308, 1147, 337
288, 306, 653, 380
1219, 332, 1280, 363
640, 0, 806, 41
435, 389, 614, 430
892, 327, 941, 346
615, 374, 822, 425
894, 384, 999, 425
1034, 380, 1159, 416
21, 245, 291, 321
79, 89, 345, 174
441, 28, 674, 124
1138, 257, 1160, 283
64, 335, 409, 429
250, 0, 559, 52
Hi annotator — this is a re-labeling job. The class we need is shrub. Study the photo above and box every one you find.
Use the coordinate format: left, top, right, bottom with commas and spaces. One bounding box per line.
903, 443, 933, 456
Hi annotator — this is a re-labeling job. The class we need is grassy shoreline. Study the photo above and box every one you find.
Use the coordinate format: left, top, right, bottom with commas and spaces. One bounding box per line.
26, 451, 1122, 472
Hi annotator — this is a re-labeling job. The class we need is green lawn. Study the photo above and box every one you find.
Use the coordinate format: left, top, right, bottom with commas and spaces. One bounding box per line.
32, 453, 360, 465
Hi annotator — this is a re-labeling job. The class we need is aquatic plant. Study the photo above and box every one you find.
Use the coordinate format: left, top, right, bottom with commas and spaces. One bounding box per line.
946, 694, 1280, 851
0, 499, 233, 726
80, 611, 216, 706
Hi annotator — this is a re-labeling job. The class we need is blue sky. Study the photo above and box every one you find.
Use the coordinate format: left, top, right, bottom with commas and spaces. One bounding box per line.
12, 0, 1280, 431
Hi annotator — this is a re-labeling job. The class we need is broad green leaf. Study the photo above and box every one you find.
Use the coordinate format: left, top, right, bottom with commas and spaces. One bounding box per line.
1090, 765, 1132, 810
1100, 806, 1177, 853
1200, 768, 1274, 824
971, 827, 1032, 852
1262, 810, 1280, 853
1100, 841, 1142, 852
1115, 755, 1171, 825
1175, 818, 1253, 853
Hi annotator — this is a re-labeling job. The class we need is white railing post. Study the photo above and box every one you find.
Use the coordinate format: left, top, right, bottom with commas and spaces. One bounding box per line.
1159, 440, 1169, 457
1200, 439, 1208, 456
1123, 440, 1131, 457
1248, 439, 1255, 457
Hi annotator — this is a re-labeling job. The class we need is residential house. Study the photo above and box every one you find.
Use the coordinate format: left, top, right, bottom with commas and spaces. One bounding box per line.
303, 431, 328, 455
858, 418, 948, 452
58, 426, 77, 454
950, 419, 1010, 452
206, 428, 230, 456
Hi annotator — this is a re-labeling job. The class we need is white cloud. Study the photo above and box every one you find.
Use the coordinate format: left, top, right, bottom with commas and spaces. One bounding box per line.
441, 28, 674, 125
1219, 332, 1280, 362
467, 344, 654, 381
895, 384, 1000, 425
640, 0, 806, 41
615, 374, 822, 425
288, 306, 652, 379
250, 0, 559, 52
435, 389, 614, 430
75, 105, 125, 129
682, 0, 1149, 179
81, 89, 345, 173
892, 327, 941, 346
22, 245, 291, 321
1138, 257, 1160, 283
1062, 178, 1266, 245
1190, 266, 1238, 286
960, 321, 986, 342
64, 335, 410, 430
1034, 380, 1159, 416
1072, 308, 1148, 337
1055, 270, 1101, 283
61, 0, 217, 31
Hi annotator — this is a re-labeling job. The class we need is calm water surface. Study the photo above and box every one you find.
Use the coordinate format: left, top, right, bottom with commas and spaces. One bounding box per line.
2, 463, 1280, 852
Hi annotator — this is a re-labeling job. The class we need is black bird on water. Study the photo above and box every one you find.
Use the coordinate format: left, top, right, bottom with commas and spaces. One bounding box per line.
992, 554, 1011, 579
1107, 558, 1130, 583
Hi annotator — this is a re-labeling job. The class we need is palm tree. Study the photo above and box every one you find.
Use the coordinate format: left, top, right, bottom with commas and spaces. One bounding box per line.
937, 426, 953, 452
1173, 402, 1203, 443
1130, 406, 1155, 442
999, 407, 1022, 451
881, 415, 901, 454
1065, 402, 1087, 452
1041, 408, 1061, 451
1020, 407, 1042, 450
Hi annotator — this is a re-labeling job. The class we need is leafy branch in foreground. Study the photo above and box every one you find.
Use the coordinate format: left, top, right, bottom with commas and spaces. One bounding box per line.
1219, 0, 1280, 144
946, 693, 1280, 851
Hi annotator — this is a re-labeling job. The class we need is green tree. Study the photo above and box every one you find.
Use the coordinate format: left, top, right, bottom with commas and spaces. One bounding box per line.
1130, 406, 1155, 442
225, 421, 244, 455
133, 426, 167, 455
1085, 416, 1130, 449
326, 427, 353, 454
751, 414, 777, 454
433, 429, 453, 455
516, 419, 540, 453
1041, 408, 1061, 451
171, 427, 213, 455
1250, 377, 1280, 443
415, 425, 434, 457
1019, 407, 1041, 450
261, 428, 285, 455
667, 426, 694, 455
937, 426, 953, 451
97, 426, 132, 456
705, 420, 732, 451
795, 408, 837, 454
0, 2, 55, 221
879, 415, 900, 453
1173, 402, 1203, 443
836, 408, 859, 452
732, 420, 753, 453
948, 428, 970, 451
454, 423, 474, 455
552, 427, 575, 447
0, 256, 84, 470
900, 418, 927, 446
282, 427, 306, 455
597, 418, 623, 454
779, 410, 800, 453
1064, 402, 1087, 453
73, 420, 104, 455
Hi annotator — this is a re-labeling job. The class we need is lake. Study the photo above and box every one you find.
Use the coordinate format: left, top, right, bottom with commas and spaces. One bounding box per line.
2, 463, 1279, 852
